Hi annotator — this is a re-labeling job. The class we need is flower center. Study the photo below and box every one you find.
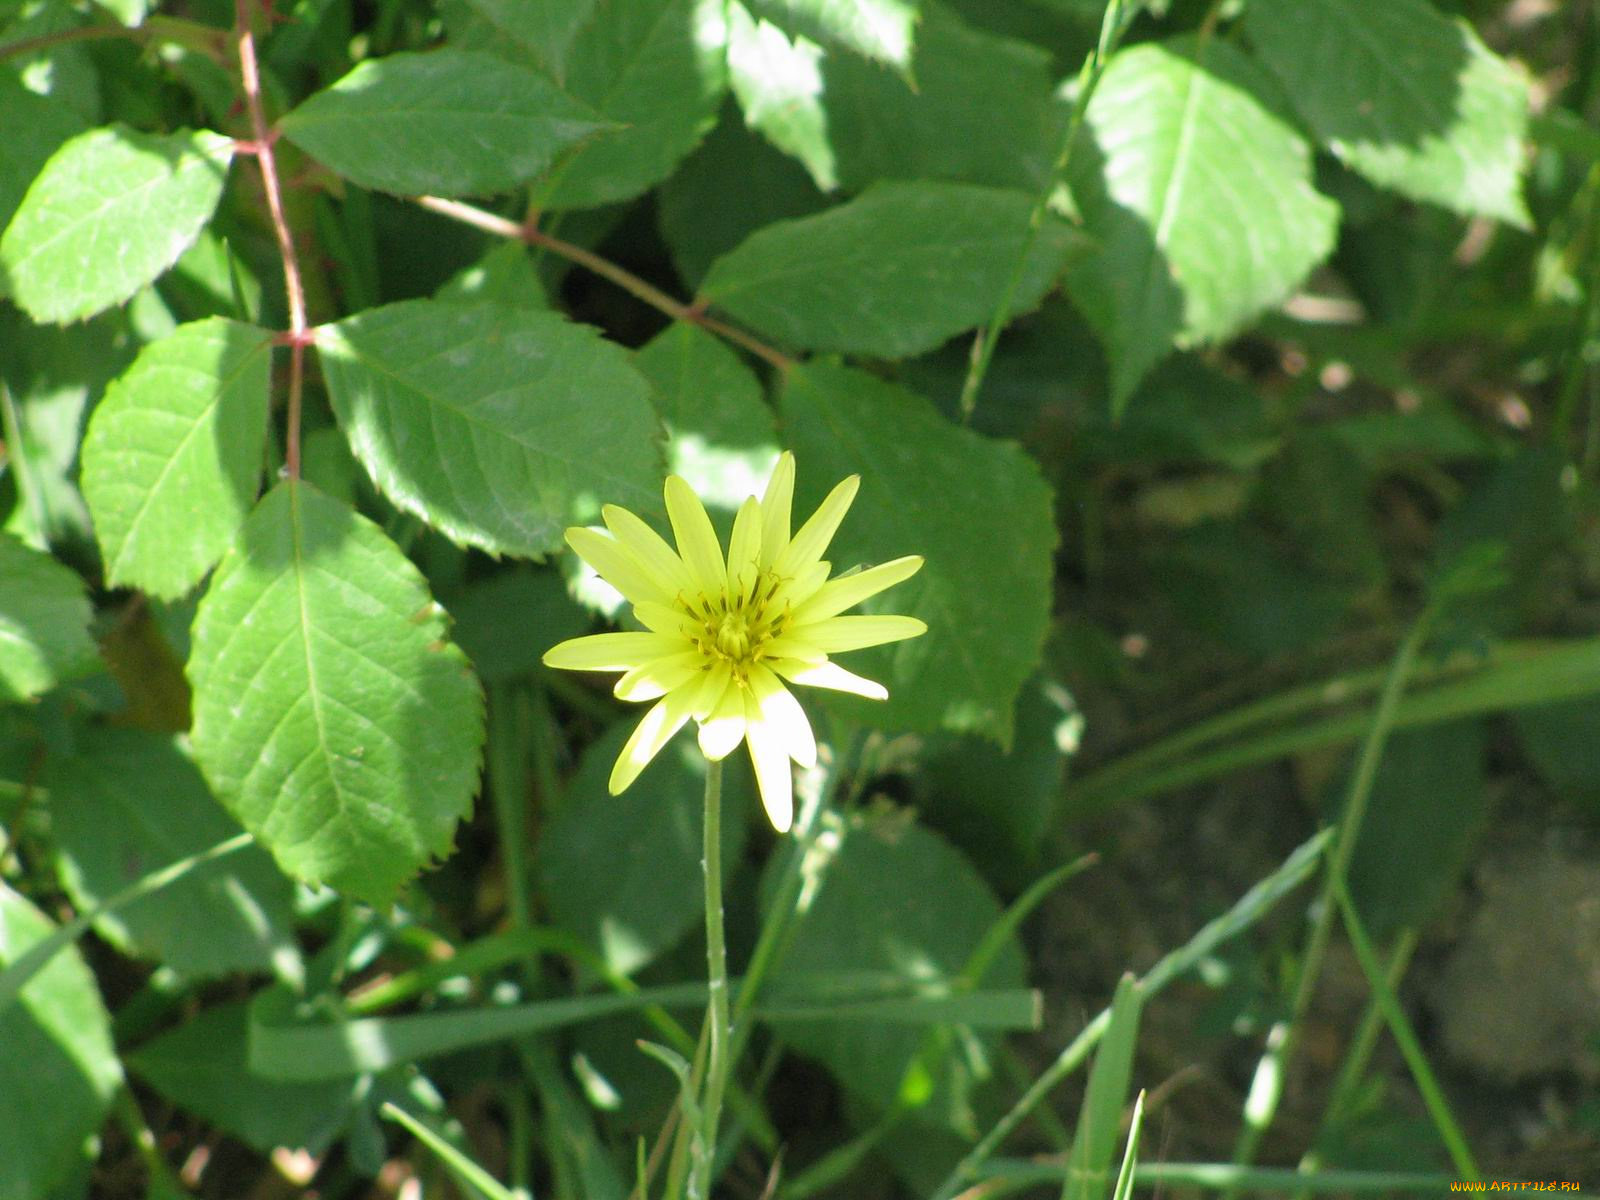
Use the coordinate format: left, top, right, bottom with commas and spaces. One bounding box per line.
686, 569, 789, 678
714, 611, 752, 660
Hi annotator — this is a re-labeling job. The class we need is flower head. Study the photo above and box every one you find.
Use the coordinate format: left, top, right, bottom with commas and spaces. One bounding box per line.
543, 452, 925, 831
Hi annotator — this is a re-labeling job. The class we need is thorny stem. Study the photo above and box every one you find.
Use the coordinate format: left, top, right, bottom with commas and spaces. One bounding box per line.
414, 195, 794, 372
234, 0, 309, 477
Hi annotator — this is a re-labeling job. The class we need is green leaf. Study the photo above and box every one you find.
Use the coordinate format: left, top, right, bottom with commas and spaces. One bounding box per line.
278, 49, 613, 198
0, 68, 85, 242
81, 318, 273, 600
921, 676, 1072, 882
763, 812, 1026, 1130
435, 241, 549, 310
188, 481, 485, 903
657, 113, 828, 288
781, 364, 1056, 743
747, 0, 920, 70
727, 5, 836, 190
129, 1000, 359, 1155
0, 533, 96, 702
703, 181, 1081, 358
536, 724, 745, 976
822, 4, 1064, 191
536, 0, 727, 209
316, 299, 664, 558
1064, 974, 1142, 1200
1244, 0, 1529, 224
1064, 38, 1339, 406
1512, 699, 1600, 804
633, 321, 777, 509
0, 125, 234, 323
1342, 721, 1488, 939
0, 883, 122, 1200
456, 0, 597, 75
445, 567, 590, 683
47, 728, 299, 979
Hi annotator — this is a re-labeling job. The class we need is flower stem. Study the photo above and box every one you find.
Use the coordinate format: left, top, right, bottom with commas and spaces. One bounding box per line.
692, 756, 730, 1199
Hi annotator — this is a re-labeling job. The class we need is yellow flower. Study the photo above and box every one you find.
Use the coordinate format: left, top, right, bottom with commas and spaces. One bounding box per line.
543, 452, 925, 831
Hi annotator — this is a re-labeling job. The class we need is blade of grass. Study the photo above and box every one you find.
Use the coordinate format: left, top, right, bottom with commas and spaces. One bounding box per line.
0, 831, 254, 1016
1069, 636, 1600, 813
1329, 872, 1480, 1179
1225, 602, 1438, 1185
1109, 1091, 1146, 1200
927, 827, 1331, 1200
1063, 974, 1142, 1200
381, 1101, 518, 1200
972, 1161, 1453, 1195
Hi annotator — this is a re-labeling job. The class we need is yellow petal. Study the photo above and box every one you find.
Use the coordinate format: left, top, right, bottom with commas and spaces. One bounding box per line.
749, 665, 816, 768
696, 678, 746, 760
566, 527, 668, 606
665, 475, 727, 595
770, 559, 831, 611
603, 504, 693, 595
771, 658, 888, 701
760, 634, 828, 663
689, 660, 733, 721
632, 600, 700, 638
791, 556, 924, 623
744, 696, 794, 832
726, 495, 762, 597
609, 686, 696, 794
543, 631, 682, 672
794, 614, 927, 653
614, 651, 704, 702
759, 451, 795, 568
775, 474, 858, 577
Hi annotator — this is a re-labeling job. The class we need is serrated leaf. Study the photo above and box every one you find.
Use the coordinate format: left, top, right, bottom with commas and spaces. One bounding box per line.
747, 0, 919, 69
536, 0, 727, 209
822, 4, 1064, 191
781, 364, 1056, 743
456, 0, 596, 75
279, 49, 613, 198
702, 180, 1081, 358
0, 125, 233, 323
128, 1000, 358, 1155
727, 5, 836, 190
536, 725, 745, 976
0, 67, 85, 241
188, 481, 485, 903
0, 533, 96, 702
634, 322, 777, 509
1063, 38, 1339, 406
657, 114, 828, 288
762, 814, 1025, 1130
0, 883, 122, 1200
81, 318, 272, 599
316, 299, 664, 558
48, 728, 298, 979
1244, 0, 1529, 224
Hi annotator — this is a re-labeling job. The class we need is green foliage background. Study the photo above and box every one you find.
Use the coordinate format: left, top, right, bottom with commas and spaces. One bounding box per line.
1, 0, 1598, 1195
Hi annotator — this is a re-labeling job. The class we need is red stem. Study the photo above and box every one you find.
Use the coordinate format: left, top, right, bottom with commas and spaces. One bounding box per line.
413, 194, 793, 373
234, 0, 308, 477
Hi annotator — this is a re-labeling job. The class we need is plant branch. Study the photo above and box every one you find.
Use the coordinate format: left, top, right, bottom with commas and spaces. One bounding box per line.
414, 194, 794, 372
234, 0, 309, 478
